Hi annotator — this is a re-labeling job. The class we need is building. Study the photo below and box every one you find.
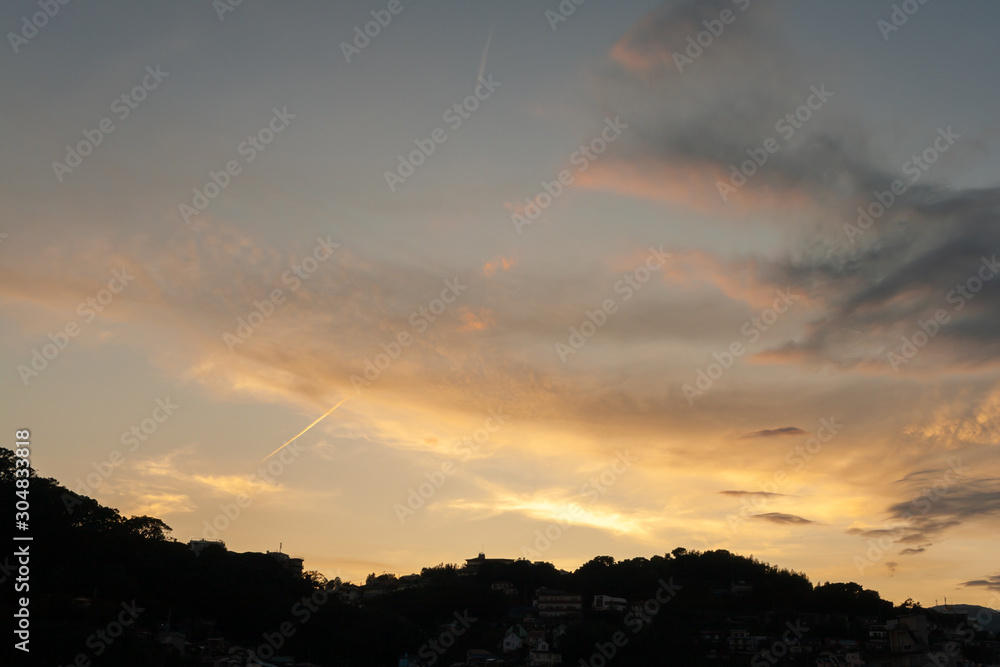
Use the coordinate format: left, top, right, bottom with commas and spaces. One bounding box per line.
887, 614, 929, 651
188, 539, 226, 555
492, 580, 517, 595
728, 629, 764, 654
860, 614, 971, 667
267, 549, 304, 577
593, 595, 628, 612
527, 630, 548, 648
338, 583, 362, 604
528, 649, 562, 666
535, 588, 582, 619
502, 625, 528, 652
867, 624, 888, 650
461, 552, 517, 576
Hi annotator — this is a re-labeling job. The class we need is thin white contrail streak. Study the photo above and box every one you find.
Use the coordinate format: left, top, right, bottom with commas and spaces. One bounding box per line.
477, 28, 493, 83
261, 396, 350, 461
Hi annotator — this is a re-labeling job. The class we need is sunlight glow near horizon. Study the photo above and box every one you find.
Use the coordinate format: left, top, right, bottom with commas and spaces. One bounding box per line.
3, 0, 1000, 608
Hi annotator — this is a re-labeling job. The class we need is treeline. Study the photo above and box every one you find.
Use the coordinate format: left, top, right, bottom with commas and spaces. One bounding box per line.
1, 448, 908, 666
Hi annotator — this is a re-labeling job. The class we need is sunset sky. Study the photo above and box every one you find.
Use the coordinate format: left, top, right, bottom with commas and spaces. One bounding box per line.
4, 0, 1000, 606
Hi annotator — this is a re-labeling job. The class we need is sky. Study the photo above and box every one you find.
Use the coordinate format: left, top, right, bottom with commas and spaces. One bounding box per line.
3, 0, 1000, 606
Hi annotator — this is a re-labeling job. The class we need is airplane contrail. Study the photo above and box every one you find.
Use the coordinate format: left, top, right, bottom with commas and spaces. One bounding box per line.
262, 395, 350, 461
477, 28, 493, 83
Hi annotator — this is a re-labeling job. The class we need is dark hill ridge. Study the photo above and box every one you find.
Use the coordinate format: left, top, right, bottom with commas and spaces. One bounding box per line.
930, 604, 1000, 634
2, 447, 997, 666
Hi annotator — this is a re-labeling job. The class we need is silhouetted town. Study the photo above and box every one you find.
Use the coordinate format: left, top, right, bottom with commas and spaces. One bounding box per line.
3, 448, 998, 666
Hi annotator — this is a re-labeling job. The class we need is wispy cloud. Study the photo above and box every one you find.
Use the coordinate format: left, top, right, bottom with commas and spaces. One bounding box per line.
739, 427, 808, 439
749, 513, 814, 525
720, 490, 793, 498
961, 574, 1000, 591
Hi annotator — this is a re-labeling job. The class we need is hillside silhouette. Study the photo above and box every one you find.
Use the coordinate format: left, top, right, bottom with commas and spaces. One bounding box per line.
2, 447, 995, 666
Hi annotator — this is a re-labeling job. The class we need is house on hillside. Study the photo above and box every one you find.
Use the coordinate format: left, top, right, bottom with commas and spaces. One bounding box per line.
188, 539, 226, 555
728, 629, 764, 654
492, 580, 517, 595
338, 582, 361, 604
731, 580, 753, 595
461, 552, 517, 576
593, 594, 627, 611
534, 588, 582, 619
267, 549, 304, 577
526, 629, 548, 648
502, 625, 528, 652
527, 649, 562, 666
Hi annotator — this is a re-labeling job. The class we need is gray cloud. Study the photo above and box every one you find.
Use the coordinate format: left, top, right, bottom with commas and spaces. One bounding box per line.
720, 490, 792, 498
848, 461, 1000, 550
750, 512, 813, 525
884, 480, 1000, 544
764, 192, 1000, 371
961, 575, 1000, 591
600, 0, 1000, 374
895, 469, 944, 483
739, 426, 807, 439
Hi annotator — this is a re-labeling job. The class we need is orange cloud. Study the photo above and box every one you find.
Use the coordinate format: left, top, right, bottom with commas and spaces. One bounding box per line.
483, 255, 516, 277
126, 492, 196, 517
660, 250, 812, 311
575, 159, 815, 217
904, 384, 1000, 449
610, 37, 668, 75
457, 307, 496, 332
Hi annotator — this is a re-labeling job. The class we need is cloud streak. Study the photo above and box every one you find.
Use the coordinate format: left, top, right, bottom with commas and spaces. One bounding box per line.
750, 513, 814, 525
739, 427, 808, 439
